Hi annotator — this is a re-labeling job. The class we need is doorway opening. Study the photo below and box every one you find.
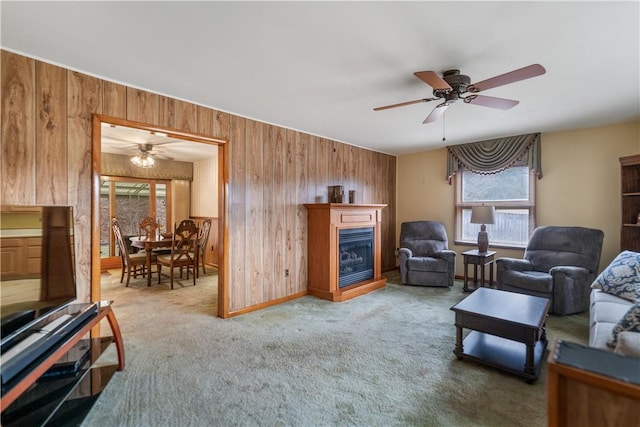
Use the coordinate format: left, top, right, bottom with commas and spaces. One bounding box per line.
91, 115, 228, 318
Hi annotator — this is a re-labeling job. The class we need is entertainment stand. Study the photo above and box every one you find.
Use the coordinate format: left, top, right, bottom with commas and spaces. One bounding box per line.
1, 301, 125, 426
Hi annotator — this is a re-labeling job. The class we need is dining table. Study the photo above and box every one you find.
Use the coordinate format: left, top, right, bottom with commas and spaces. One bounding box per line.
129, 235, 175, 286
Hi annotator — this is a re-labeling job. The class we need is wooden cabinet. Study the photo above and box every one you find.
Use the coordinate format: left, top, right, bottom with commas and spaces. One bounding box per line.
304, 204, 387, 302
0, 237, 42, 279
620, 154, 640, 252
547, 340, 640, 427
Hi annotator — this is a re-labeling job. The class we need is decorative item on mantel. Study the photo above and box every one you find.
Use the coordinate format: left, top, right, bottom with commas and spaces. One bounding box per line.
470, 205, 496, 253
328, 185, 344, 203
349, 190, 356, 204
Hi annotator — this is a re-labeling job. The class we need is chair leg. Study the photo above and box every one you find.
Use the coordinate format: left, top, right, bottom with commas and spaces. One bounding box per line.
125, 267, 131, 287
158, 264, 162, 284
170, 267, 174, 290
120, 265, 125, 283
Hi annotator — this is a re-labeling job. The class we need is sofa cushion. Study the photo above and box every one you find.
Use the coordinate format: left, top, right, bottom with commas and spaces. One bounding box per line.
591, 250, 640, 302
607, 302, 640, 348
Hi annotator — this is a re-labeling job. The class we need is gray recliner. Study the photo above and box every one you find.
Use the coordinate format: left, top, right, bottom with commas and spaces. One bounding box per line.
398, 221, 456, 287
496, 226, 604, 315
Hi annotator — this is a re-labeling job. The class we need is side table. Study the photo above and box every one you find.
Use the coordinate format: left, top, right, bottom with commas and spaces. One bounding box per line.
462, 249, 496, 292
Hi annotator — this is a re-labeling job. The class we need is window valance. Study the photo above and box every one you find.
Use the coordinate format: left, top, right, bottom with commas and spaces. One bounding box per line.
446, 132, 542, 183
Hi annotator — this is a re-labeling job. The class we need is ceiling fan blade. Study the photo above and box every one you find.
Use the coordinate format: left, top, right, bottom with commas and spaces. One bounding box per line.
469, 64, 546, 93
465, 94, 519, 110
373, 98, 435, 111
423, 103, 450, 124
414, 71, 452, 91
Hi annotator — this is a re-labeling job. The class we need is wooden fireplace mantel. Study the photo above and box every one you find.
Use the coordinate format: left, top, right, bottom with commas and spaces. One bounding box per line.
304, 203, 387, 302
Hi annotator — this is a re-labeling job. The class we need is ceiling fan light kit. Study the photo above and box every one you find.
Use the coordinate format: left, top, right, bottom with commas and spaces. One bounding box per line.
374, 64, 546, 124
130, 144, 156, 168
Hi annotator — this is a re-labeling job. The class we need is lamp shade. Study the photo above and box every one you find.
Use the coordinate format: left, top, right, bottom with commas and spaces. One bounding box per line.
470, 206, 496, 225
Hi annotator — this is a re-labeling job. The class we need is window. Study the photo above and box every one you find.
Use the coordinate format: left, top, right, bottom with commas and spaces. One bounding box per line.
99, 176, 171, 260
456, 166, 535, 248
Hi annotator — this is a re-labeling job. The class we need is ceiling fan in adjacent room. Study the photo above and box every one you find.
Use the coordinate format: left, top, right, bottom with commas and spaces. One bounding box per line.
130, 144, 159, 168
374, 64, 546, 124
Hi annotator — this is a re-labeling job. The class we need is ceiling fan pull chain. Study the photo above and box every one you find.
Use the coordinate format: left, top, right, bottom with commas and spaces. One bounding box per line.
442, 112, 446, 142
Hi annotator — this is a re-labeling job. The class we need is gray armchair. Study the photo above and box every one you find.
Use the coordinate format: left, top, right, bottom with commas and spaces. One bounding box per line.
496, 226, 604, 315
398, 221, 456, 287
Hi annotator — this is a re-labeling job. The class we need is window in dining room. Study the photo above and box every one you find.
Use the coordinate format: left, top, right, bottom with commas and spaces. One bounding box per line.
100, 177, 171, 267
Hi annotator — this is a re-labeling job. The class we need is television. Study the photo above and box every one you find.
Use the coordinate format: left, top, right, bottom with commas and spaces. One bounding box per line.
0, 205, 97, 386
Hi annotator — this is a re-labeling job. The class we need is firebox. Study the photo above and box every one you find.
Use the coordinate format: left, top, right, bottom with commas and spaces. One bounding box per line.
338, 227, 374, 288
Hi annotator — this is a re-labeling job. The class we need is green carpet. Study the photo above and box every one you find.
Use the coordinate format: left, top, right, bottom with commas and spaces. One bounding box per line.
82, 269, 588, 426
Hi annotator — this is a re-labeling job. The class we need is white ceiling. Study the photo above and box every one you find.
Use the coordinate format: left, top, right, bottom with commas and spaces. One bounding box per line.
2, 1, 639, 155
101, 124, 218, 162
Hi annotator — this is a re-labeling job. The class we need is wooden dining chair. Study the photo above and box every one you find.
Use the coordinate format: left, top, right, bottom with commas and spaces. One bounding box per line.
157, 219, 198, 289
112, 218, 157, 287
138, 216, 158, 239
195, 218, 212, 277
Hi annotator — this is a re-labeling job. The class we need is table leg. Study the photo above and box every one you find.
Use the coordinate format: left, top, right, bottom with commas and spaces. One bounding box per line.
463, 258, 469, 291
481, 263, 486, 288
473, 264, 478, 288
146, 244, 152, 287
454, 325, 463, 358
524, 343, 535, 376
489, 262, 494, 288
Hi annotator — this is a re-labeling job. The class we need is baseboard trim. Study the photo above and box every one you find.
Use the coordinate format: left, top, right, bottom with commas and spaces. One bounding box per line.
227, 290, 308, 317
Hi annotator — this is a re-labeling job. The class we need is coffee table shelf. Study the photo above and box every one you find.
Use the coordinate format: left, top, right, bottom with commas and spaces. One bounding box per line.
458, 331, 547, 381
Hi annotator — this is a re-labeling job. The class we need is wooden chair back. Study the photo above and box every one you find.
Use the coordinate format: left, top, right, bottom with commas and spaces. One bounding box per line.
138, 216, 158, 238
171, 219, 198, 265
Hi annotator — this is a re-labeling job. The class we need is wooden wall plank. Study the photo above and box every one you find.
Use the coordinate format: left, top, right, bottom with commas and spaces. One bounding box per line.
213, 110, 231, 141
262, 124, 275, 300
158, 95, 175, 128
284, 129, 298, 294
196, 105, 213, 136
228, 115, 247, 311
295, 132, 310, 289
36, 62, 68, 205
175, 99, 197, 133
102, 81, 127, 118
126, 87, 159, 125
1, 51, 36, 204
246, 119, 264, 305
67, 70, 102, 301
271, 125, 286, 298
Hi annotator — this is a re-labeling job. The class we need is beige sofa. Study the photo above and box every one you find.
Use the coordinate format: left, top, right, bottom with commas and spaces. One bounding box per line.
589, 289, 640, 358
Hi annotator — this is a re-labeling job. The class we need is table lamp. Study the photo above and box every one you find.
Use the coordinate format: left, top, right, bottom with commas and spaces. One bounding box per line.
470, 205, 496, 253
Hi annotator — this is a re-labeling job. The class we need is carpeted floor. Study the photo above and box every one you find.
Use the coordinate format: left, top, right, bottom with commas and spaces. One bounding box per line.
82, 269, 588, 427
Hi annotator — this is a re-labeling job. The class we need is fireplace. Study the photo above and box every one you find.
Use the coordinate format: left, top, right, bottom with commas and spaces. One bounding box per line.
338, 227, 374, 288
304, 203, 387, 302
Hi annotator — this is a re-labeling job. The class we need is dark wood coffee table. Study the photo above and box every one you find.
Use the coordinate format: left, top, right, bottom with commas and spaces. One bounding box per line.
450, 288, 551, 382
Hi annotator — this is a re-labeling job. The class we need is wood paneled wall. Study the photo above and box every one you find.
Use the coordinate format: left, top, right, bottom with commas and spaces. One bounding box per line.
1, 50, 396, 315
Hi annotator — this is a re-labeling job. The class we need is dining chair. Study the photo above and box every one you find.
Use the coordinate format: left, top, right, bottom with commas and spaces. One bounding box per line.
112, 218, 157, 287
195, 218, 212, 278
138, 216, 158, 239
157, 219, 199, 289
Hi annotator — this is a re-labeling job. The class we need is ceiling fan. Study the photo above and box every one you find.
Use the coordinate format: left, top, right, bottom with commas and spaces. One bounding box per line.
374, 64, 546, 124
